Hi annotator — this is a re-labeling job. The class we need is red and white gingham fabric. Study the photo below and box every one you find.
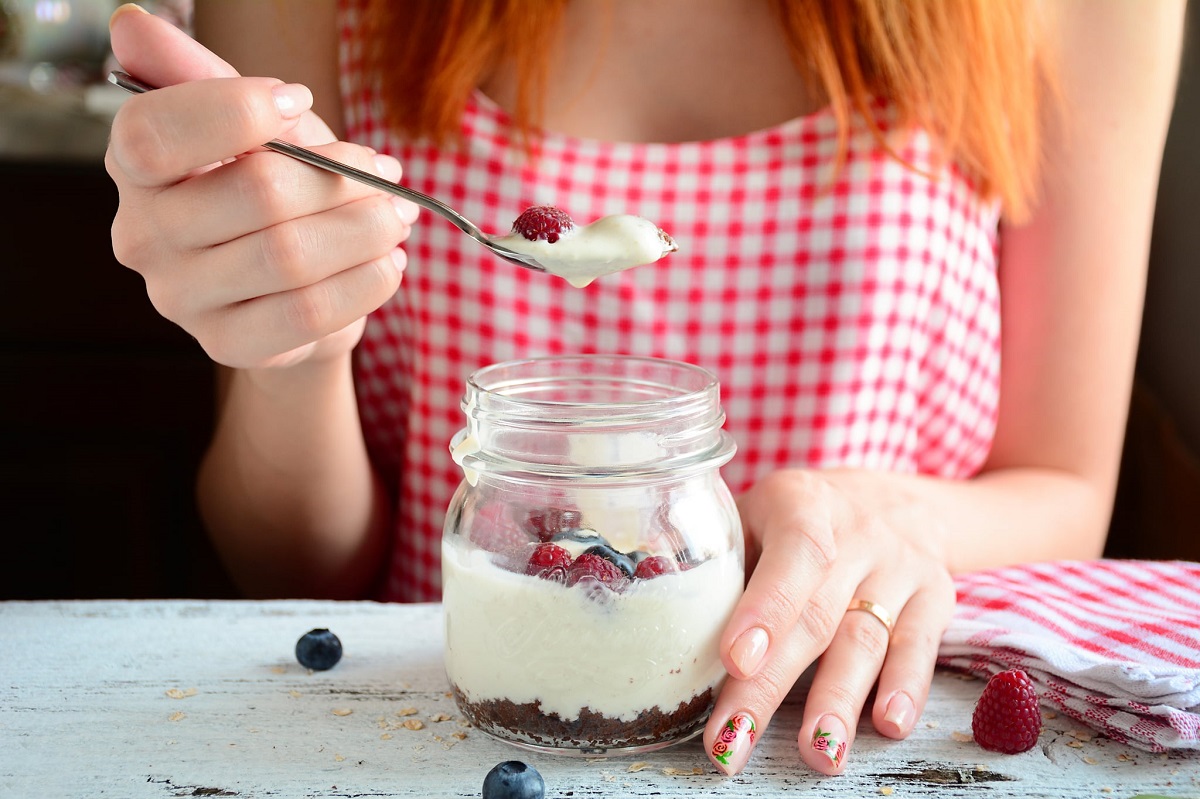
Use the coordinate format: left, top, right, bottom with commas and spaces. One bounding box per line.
941, 559, 1200, 751
338, 2, 1002, 602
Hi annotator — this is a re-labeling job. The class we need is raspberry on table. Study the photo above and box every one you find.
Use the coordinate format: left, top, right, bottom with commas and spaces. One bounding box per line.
525, 542, 573, 582
971, 668, 1043, 754
511, 205, 575, 243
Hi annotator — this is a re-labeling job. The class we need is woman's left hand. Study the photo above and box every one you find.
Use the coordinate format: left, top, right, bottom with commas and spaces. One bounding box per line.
704, 469, 956, 776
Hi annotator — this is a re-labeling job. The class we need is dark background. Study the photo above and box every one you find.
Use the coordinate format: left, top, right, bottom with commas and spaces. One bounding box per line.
2, 20, 1198, 599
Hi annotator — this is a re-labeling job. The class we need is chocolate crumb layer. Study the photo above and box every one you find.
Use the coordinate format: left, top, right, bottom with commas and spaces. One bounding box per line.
451, 683, 714, 751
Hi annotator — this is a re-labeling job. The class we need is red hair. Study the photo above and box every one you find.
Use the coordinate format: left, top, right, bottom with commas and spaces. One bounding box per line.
361, 0, 1052, 221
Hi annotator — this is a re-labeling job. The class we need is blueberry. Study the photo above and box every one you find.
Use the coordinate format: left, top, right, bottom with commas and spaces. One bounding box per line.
482, 761, 545, 799
580, 544, 636, 578
295, 628, 343, 671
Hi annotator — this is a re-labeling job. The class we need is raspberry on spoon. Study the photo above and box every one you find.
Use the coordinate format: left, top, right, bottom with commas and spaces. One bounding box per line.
511, 205, 575, 243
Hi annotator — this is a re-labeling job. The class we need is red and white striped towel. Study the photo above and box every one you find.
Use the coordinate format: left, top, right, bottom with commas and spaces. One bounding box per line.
938, 559, 1200, 752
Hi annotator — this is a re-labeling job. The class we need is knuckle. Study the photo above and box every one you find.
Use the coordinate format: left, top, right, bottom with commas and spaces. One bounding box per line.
102, 145, 124, 183
142, 278, 183, 323
258, 222, 310, 285
796, 593, 840, 645
746, 660, 795, 708
240, 153, 300, 220
195, 312, 243, 367
323, 141, 377, 172
227, 87, 279, 141
109, 101, 174, 182
755, 472, 839, 574
362, 196, 406, 244
756, 579, 806, 630
109, 212, 146, 268
799, 522, 839, 575
820, 679, 863, 717
890, 625, 940, 663
844, 614, 891, 660
197, 332, 234, 367
932, 571, 957, 607
283, 282, 334, 337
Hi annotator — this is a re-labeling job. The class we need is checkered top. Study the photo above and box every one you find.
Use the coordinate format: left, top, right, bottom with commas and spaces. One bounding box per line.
339, 4, 1003, 602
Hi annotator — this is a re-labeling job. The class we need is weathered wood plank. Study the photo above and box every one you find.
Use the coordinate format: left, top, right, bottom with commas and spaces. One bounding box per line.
1, 600, 1195, 798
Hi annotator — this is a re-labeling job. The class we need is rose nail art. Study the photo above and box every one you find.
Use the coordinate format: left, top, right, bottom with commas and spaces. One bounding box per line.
711, 712, 756, 774
811, 717, 849, 768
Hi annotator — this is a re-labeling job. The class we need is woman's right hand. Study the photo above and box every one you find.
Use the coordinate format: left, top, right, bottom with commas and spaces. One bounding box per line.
105, 5, 418, 371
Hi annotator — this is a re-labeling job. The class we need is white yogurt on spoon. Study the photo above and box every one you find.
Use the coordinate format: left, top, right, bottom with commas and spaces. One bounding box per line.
491, 206, 678, 287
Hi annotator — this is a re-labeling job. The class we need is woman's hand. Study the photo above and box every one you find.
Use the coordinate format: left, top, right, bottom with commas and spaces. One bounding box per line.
105, 6, 419, 371
705, 469, 956, 775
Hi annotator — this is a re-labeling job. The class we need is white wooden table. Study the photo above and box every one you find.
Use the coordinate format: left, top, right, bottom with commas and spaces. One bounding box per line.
2, 600, 1195, 798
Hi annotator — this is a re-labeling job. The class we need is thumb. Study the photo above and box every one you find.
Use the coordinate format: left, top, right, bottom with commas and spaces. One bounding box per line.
109, 3, 240, 85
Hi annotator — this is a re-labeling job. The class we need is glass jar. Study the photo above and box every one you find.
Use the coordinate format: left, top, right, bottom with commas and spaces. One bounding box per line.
442, 355, 744, 756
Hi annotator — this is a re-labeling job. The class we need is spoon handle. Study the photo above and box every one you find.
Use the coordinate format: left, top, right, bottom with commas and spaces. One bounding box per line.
106, 71, 485, 238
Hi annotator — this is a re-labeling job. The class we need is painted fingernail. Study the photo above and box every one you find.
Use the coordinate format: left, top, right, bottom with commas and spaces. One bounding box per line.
883, 691, 915, 734
729, 626, 769, 677
272, 83, 312, 119
811, 715, 849, 770
710, 711, 757, 776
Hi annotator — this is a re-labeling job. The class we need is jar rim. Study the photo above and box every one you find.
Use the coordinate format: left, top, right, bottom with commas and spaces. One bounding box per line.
453, 355, 735, 480
465, 355, 720, 421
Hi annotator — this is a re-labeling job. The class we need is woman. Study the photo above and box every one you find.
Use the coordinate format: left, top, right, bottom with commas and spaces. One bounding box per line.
104, 0, 1186, 776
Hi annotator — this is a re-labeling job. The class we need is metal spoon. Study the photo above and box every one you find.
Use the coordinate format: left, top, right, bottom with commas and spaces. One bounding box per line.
107, 71, 547, 273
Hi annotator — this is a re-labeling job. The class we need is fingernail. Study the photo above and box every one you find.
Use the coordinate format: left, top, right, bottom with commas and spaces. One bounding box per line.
272, 83, 312, 119
110, 3, 148, 29
883, 691, 915, 734
729, 626, 769, 677
373, 153, 401, 179
710, 711, 757, 776
389, 248, 406, 276
391, 195, 419, 224
811, 715, 849, 770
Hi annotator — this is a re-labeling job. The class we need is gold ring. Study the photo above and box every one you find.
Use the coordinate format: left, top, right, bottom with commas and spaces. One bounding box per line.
847, 599, 896, 635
